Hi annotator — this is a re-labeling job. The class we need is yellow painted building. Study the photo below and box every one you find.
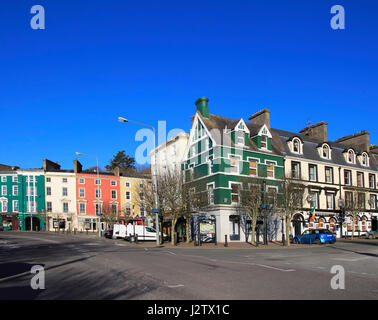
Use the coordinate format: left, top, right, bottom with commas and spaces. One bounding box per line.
119, 175, 151, 219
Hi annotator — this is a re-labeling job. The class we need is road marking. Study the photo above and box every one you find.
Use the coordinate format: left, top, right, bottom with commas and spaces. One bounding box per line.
167, 284, 184, 288
164, 251, 176, 255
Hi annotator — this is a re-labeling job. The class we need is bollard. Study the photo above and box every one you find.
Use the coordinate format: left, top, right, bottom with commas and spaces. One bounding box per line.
224, 235, 228, 247
86, 230, 88, 235
74, 228, 76, 235
135, 234, 138, 244
174, 233, 178, 246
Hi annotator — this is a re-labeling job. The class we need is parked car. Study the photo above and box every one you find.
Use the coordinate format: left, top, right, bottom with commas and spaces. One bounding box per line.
292, 229, 336, 244
104, 228, 113, 239
365, 230, 378, 239
0, 225, 4, 231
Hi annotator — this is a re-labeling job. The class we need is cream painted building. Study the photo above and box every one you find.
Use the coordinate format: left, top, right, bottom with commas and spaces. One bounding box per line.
43, 159, 77, 231
276, 124, 378, 238
150, 131, 189, 176
119, 175, 151, 222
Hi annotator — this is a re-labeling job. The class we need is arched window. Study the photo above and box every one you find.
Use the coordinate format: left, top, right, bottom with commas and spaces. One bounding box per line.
354, 216, 359, 232
318, 217, 325, 229
329, 217, 336, 233
322, 145, 330, 159
293, 138, 301, 153
348, 150, 355, 163
362, 153, 369, 167
361, 216, 367, 231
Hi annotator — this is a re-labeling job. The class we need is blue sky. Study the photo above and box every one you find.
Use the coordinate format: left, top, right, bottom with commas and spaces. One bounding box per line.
1, 0, 377, 169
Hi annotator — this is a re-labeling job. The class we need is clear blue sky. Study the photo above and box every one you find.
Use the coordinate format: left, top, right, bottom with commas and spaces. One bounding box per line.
1, 0, 377, 169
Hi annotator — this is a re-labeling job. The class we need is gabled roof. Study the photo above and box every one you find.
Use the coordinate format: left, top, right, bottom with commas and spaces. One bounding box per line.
196, 112, 285, 156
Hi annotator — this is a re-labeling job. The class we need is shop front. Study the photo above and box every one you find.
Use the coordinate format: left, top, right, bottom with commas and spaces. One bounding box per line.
18, 213, 46, 231
0, 213, 18, 230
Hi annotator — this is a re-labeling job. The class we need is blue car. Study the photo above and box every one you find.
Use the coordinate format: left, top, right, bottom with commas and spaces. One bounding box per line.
293, 229, 336, 244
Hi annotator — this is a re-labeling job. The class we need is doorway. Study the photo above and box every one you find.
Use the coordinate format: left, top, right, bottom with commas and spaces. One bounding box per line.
25, 217, 40, 231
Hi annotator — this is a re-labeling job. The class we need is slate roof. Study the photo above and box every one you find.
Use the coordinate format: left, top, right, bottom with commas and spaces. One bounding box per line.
197, 113, 285, 157
273, 128, 378, 171
195, 111, 377, 171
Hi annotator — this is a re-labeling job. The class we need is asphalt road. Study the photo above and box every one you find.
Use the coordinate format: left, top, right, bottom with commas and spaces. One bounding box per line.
0, 231, 377, 300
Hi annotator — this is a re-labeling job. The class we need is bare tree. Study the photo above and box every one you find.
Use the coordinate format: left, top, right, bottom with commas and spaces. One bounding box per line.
160, 170, 187, 245
239, 182, 263, 246
345, 191, 365, 240
101, 202, 119, 228
279, 176, 306, 247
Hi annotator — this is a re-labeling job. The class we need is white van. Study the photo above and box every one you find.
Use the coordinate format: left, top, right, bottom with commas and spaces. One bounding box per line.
112, 224, 127, 239
125, 224, 168, 241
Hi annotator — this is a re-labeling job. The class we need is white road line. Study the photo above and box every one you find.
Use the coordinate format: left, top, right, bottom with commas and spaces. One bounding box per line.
167, 284, 184, 288
164, 251, 176, 255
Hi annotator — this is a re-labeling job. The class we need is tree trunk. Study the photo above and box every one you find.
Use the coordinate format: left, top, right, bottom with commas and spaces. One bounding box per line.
186, 217, 190, 243
171, 218, 177, 245
250, 220, 257, 246
285, 216, 291, 247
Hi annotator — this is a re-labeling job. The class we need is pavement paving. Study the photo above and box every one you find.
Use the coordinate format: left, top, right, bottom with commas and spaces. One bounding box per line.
0, 231, 377, 300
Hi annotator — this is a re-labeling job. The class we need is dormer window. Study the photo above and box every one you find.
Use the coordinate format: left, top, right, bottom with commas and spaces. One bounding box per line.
234, 119, 249, 147
347, 150, 355, 164
261, 135, 268, 149
236, 130, 245, 146
322, 145, 330, 159
292, 138, 302, 154
361, 153, 369, 167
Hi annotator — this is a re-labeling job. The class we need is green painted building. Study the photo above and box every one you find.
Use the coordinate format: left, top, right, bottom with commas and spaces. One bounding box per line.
182, 97, 285, 242
0, 168, 46, 231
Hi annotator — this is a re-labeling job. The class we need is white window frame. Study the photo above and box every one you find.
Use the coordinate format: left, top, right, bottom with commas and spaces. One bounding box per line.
230, 182, 242, 205
79, 178, 85, 184
111, 190, 117, 200
79, 188, 85, 198
13, 200, 19, 213
125, 191, 131, 201
207, 182, 215, 205
1, 176, 6, 182
12, 175, 18, 183
12, 185, 18, 196
266, 161, 275, 179
95, 189, 101, 199
79, 203, 86, 214
1, 185, 7, 196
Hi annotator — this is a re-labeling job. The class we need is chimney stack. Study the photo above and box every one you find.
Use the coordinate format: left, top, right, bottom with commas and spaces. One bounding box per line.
195, 97, 210, 118
73, 159, 82, 173
370, 145, 378, 154
43, 158, 61, 171
248, 109, 271, 129
335, 131, 370, 152
299, 121, 328, 142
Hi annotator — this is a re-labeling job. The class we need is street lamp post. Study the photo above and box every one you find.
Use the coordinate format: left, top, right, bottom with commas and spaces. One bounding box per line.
118, 117, 160, 246
75, 152, 101, 237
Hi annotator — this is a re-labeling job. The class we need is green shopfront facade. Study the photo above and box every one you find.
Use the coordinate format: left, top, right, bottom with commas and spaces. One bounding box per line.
0, 169, 46, 231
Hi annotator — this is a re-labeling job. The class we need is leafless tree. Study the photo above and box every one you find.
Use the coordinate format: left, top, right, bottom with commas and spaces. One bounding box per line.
101, 202, 120, 228
238, 182, 263, 246
344, 191, 365, 240
279, 176, 306, 246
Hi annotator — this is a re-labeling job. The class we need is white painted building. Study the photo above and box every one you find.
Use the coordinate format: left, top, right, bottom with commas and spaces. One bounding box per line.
150, 131, 189, 176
